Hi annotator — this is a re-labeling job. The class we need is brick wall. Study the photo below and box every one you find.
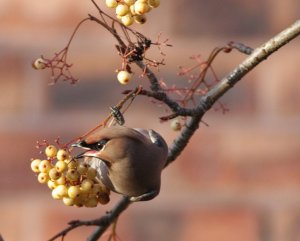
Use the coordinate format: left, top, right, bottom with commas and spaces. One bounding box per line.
1, 1, 300, 241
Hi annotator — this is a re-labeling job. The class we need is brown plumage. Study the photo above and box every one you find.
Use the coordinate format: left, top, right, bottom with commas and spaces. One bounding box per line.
73, 126, 168, 201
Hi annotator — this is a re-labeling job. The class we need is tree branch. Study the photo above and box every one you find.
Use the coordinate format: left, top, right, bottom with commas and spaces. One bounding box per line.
49, 19, 300, 241
48, 197, 131, 241
86, 196, 130, 241
88, 19, 300, 240
166, 19, 300, 166
135, 61, 162, 92
203, 19, 300, 103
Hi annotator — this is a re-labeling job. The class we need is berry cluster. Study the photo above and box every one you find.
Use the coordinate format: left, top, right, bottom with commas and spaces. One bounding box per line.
105, 0, 160, 26
30, 145, 110, 207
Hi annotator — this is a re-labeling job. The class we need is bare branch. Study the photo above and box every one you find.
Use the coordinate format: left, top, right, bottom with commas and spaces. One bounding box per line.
135, 60, 162, 92
87, 197, 131, 241
90, 19, 300, 239
166, 113, 202, 166
49, 18, 300, 241
48, 197, 131, 241
204, 19, 300, 103
166, 19, 300, 166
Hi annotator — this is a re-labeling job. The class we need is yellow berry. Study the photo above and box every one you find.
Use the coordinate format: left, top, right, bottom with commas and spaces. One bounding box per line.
55, 160, 67, 172
121, 14, 134, 26
92, 183, 110, 195
86, 167, 97, 180
91, 183, 102, 195
130, 4, 136, 15
134, 1, 149, 15
31, 159, 41, 173
80, 179, 94, 193
117, 70, 131, 85
66, 159, 78, 169
170, 118, 182, 131
134, 15, 147, 24
56, 149, 69, 162
39, 160, 52, 173
68, 185, 81, 199
47, 180, 57, 190
84, 196, 98, 208
55, 175, 66, 185
37, 172, 49, 184
52, 185, 68, 200
116, 4, 129, 16
77, 163, 89, 175
117, 14, 123, 20
49, 168, 61, 180
79, 192, 89, 201
62, 197, 75, 206
148, 0, 160, 8
74, 202, 84, 207
74, 193, 88, 207
124, 0, 136, 5
66, 169, 80, 181
105, 0, 118, 8
45, 145, 57, 158
32, 58, 46, 70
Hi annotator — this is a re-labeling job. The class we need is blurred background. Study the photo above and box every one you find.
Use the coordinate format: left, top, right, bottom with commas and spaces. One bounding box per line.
1, 0, 300, 240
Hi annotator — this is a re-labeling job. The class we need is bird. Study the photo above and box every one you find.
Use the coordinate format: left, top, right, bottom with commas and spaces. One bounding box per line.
72, 126, 168, 201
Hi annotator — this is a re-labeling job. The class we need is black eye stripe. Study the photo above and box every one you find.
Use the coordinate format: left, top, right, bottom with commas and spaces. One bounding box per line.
74, 139, 109, 151
94, 139, 109, 151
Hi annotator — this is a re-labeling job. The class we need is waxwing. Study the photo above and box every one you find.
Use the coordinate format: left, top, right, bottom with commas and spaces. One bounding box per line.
73, 126, 168, 201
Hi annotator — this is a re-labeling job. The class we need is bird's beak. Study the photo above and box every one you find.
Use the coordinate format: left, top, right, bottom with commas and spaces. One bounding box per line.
71, 140, 95, 159
71, 140, 89, 149
76, 150, 99, 159
71, 142, 82, 148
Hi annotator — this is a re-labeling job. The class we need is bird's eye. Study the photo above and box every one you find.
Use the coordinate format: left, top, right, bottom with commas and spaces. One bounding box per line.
95, 139, 108, 151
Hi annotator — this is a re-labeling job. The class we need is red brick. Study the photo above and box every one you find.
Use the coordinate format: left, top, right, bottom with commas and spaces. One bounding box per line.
180, 207, 260, 241
41, 197, 136, 241
174, 121, 300, 193
256, 46, 300, 117
1, 1, 300, 241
